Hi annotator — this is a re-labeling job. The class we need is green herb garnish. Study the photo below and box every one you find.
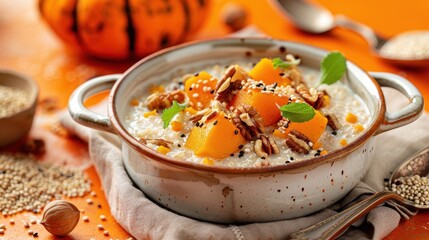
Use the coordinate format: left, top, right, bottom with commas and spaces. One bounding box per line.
320, 51, 346, 85
161, 101, 186, 128
279, 102, 315, 122
272, 57, 300, 69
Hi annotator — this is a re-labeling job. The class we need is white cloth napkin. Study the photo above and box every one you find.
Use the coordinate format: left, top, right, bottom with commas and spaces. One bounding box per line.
61, 85, 428, 240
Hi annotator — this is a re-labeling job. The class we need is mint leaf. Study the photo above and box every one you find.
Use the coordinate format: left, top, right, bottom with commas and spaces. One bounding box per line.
320, 51, 346, 85
280, 102, 315, 122
272, 57, 300, 69
161, 101, 186, 129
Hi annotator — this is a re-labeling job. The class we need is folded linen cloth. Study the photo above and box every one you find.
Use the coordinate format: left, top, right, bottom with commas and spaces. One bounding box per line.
61, 84, 428, 240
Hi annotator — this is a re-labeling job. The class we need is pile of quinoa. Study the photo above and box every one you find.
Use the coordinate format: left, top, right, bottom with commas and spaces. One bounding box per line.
379, 30, 429, 60
0, 85, 29, 118
0, 153, 91, 216
389, 175, 429, 206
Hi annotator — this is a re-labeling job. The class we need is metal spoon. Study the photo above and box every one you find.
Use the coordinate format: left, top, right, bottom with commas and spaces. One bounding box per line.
288, 147, 429, 240
274, 0, 429, 68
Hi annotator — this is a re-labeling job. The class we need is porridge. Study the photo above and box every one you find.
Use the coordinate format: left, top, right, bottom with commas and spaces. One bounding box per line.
124, 53, 370, 168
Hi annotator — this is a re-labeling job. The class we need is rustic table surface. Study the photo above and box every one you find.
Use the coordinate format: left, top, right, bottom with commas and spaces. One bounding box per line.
0, 0, 428, 239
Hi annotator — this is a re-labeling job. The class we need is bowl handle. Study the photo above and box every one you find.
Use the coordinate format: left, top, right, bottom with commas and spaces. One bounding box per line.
369, 72, 424, 135
68, 74, 121, 134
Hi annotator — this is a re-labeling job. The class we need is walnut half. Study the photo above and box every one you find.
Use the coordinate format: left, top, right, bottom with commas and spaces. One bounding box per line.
296, 84, 325, 109
146, 90, 186, 111
215, 65, 247, 104
285, 130, 311, 154
231, 105, 264, 140
254, 135, 279, 158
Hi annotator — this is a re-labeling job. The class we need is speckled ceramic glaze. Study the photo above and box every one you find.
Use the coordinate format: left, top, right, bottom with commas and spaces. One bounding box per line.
69, 38, 423, 223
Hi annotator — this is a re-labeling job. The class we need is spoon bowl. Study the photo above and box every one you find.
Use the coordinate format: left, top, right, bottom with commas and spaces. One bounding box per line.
277, 0, 334, 34
274, 0, 429, 68
289, 146, 429, 239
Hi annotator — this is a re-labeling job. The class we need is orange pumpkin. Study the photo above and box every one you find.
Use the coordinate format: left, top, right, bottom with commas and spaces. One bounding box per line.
38, 0, 210, 60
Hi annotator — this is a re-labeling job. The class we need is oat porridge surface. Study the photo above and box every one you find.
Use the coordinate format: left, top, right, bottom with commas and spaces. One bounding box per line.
124, 57, 370, 168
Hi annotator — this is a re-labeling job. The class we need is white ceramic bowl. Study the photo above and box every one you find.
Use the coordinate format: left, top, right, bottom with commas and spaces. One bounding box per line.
69, 38, 423, 223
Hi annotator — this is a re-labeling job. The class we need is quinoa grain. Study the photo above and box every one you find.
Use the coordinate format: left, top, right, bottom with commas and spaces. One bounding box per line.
0, 85, 29, 117
0, 153, 91, 216
389, 175, 429, 206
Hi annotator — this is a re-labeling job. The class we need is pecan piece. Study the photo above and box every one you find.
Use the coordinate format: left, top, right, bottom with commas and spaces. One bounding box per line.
313, 92, 325, 110
139, 138, 173, 149
325, 113, 342, 131
231, 105, 264, 140
285, 130, 311, 154
215, 66, 244, 104
296, 84, 317, 102
146, 90, 186, 111
254, 139, 267, 158
296, 84, 325, 109
189, 108, 218, 124
288, 68, 302, 85
189, 108, 211, 123
254, 135, 279, 158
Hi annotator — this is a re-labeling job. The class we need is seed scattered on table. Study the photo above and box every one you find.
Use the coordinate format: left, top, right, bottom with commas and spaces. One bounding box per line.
97, 224, 104, 230
100, 214, 106, 221
24, 222, 30, 228
82, 216, 89, 222
103, 230, 109, 236
0, 85, 29, 118
9, 219, 14, 225
90, 191, 97, 197
28, 230, 34, 235
0, 153, 91, 216
389, 175, 429, 206
0, 228, 4, 234
86, 198, 93, 205
33, 231, 38, 237
0, 224, 5, 229
30, 219, 37, 225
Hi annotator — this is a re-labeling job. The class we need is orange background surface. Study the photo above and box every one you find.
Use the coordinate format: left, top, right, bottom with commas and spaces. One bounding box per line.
0, 0, 429, 239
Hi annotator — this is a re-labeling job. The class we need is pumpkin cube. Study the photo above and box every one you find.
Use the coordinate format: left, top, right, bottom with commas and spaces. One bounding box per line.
249, 58, 290, 86
283, 110, 328, 144
230, 88, 289, 126
185, 112, 246, 159
184, 71, 217, 110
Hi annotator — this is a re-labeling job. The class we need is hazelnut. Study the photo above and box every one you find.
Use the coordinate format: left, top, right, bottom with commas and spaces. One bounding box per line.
40, 200, 80, 237
221, 3, 248, 31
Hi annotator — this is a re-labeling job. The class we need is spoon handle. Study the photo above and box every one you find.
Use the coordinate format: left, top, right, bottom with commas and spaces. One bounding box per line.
288, 191, 403, 240
334, 15, 386, 50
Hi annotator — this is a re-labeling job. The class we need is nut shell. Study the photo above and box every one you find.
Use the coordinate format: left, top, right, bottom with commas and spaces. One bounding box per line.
40, 200, 80, 237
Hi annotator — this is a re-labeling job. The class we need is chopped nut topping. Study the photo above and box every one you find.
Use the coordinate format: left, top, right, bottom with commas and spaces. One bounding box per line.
146, 90, 186, 111
215, 66, 244, 103
313, 92, 325, 110
325, 113, 342, 131
288, 68, 302, 85
254, 135, 279, 158
139, 138, 173, 149
254, 139, 268, 158
189, 108, 219, 124
217, 77, 231, 93
189, 108, 211, 123
285, 130, 311, 154
296, 84, 325, 109
296, 84, 317, 102
231, 105, 264, 140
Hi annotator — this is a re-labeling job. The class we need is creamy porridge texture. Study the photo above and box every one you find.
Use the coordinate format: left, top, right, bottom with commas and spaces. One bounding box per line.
125, 54, 370, 167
